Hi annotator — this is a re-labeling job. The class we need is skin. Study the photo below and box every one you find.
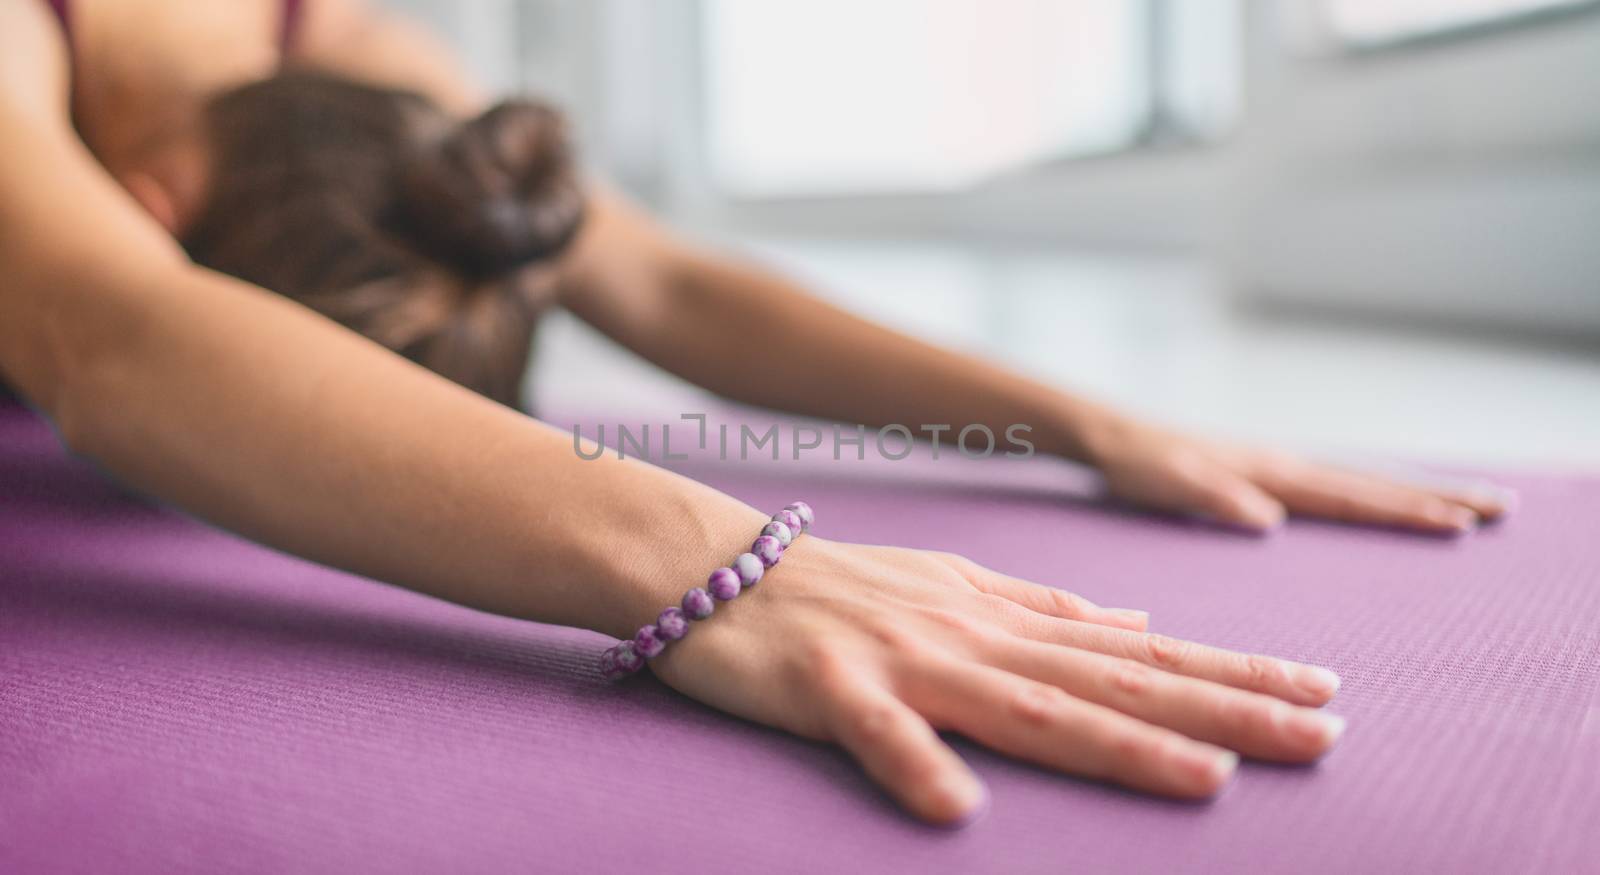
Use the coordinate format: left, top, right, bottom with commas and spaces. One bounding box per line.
0, 0, 1503, 826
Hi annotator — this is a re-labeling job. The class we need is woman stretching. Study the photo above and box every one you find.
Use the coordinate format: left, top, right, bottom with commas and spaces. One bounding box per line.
0, 0, 1505, 825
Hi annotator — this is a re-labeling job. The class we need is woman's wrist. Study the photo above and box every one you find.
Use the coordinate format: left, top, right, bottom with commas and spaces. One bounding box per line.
1033, 393, 1133, 467
599, 501, 815, 678
563, 480, 771, 641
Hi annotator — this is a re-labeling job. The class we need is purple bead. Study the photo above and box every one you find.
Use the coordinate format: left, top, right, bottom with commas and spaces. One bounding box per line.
785, 501, 814, 532
707, 567, 742, 601
611, 643, 643, 678
657, 607, 689, 640
732, 552, 765, 587
752, 534, 784, 568
599, 646, 622, 678
634, 624, 666, 658
761, 520, 794, 547
772, 509, 804, 540
682, 587, 715, 620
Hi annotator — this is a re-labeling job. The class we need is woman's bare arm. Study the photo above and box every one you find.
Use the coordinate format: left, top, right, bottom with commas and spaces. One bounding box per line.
560, 189, 1109, 456
559, 189, 1507, 534
0, 0, 758, 639
0, 2, 1348, 823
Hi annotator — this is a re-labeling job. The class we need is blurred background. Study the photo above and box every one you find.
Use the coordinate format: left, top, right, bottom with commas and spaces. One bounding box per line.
388, 0, 1599, 470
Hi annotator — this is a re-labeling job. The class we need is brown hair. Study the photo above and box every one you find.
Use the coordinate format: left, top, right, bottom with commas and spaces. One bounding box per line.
182, 71, 586, 409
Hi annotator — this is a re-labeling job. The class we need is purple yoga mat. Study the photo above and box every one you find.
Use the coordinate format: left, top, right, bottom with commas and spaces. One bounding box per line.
2, 401, 1598, 873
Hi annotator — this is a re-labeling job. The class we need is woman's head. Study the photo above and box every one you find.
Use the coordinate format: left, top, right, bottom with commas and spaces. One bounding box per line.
178, 72, 585, 408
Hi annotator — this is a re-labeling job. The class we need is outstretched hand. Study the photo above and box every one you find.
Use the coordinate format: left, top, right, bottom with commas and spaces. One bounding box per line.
650, 540, 1344, 826
1082, 415, 1509, 534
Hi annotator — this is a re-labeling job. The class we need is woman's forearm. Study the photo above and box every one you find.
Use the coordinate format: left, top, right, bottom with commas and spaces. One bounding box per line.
559, 195, 1118, 463
665, 248, 1118, 460
43, 264, 764, 639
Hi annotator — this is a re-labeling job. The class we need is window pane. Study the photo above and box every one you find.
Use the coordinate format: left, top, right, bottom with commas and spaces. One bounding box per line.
1160, 0, 1241, 140
1324, 0, 1593, 44
702, 0, 1149, 196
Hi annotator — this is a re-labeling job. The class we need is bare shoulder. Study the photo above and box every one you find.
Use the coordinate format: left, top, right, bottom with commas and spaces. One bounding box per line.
291, 0, 372, 46
0, 0, 183, 277
288, 0, 484, 114
0, 0, 70, 120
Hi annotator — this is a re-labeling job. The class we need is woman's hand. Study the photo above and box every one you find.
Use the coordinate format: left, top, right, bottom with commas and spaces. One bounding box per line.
1078, 414, 1509, 534
648, 539, 1344, 826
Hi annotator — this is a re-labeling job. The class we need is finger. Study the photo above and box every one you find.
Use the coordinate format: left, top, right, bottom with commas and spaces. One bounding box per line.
983, 637, 1345, 762
1256, 465, 1481, 533
907, 658, 1238, 799
818, 671, 987, 826
1140, 455, 1286, 532
1434, 487, 1510, 521
1397, 475, 1513, 521
1290, 459, 1515, 522
964, 563, 1148, 632
991, 609, 1341, 707
1187, 473, 1287, 532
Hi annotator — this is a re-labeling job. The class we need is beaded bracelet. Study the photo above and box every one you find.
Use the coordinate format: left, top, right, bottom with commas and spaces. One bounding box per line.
600, 501, 815, 680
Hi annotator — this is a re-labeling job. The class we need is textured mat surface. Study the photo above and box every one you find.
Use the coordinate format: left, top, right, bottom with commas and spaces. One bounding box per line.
2, 401, 1598, 874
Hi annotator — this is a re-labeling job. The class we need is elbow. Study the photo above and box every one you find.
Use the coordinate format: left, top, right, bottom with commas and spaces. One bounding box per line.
0, 352, 106, 463
7, 297, 157, 465
43, 311, 167, 464
46, 372, 107, 462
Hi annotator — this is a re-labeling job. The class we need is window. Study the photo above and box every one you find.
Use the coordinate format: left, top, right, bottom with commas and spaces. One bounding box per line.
1323, 0, 1595, 45
701, 0, 1239, 197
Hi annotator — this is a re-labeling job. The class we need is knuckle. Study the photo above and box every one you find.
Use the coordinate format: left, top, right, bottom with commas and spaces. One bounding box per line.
1262, 702, 1297, 737
1143, 634, 1194, 671
1046, 588, 1091, 619
1009, 683, 1071, 726
847, 702, 903, 745
865, 620, 926, 659
919, 607, 986, 639
1108, 661, 1157, 696
976, 593, 1031, 628
935, 551, 979, 574
1163, 448, 1211, 480
979, 591, 1030, 627
1243, 654, 1288, 690
1108, 728, 1157, 763
796, 640, 850, 688
1216, 693, 1268, 733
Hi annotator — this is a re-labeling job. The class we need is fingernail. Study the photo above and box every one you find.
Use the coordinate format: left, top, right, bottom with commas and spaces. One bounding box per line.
1205, 750, 1240, 790
1288, 710, 1348, 749
1246, 498, 1286, 531
1495, 488, 1520, 515
1110, 608, 1149, 626
942, 782, 990, 830
1178, 746, 1238, 792
1215, 749, 1240, 779
1440, 506, 1478, 532
931, 773, 988, 829
1472, 486, 1519, 517
1296, 665, 1341, 698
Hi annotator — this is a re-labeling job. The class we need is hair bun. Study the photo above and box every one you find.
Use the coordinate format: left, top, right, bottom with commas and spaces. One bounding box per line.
392, 100, 585, 278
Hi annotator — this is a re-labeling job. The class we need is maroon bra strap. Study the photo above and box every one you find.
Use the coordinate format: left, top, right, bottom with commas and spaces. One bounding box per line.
41, 0, 300, 66
41, 0, 300, 61
44, 0, 72, 46
280, 0, 305, 57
